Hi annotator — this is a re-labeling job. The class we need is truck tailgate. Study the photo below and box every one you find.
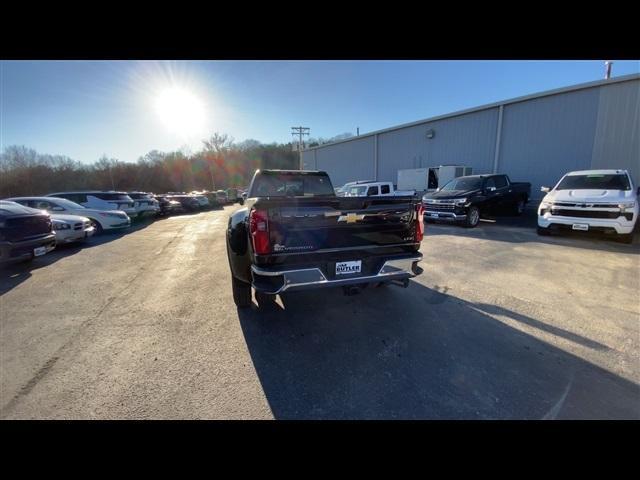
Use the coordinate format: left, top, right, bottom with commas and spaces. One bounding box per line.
257, 197, 419, 253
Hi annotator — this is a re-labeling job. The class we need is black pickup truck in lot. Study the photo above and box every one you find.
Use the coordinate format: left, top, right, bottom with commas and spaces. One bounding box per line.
0, 200, 56, 265
421, 174, 531, 228
226, 169, 424, 308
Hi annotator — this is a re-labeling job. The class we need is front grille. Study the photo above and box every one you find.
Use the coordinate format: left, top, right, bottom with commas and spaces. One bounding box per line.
4, 215, 52, 241
550, 209, 622, 219
553, 202, 618, 208
424, 203, 455, 211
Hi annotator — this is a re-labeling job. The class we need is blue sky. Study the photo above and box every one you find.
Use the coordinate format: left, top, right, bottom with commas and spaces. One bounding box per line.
1, 60, 638, 163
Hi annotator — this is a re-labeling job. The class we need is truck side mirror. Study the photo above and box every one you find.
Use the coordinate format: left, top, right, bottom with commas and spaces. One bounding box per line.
540, 186, 550, 193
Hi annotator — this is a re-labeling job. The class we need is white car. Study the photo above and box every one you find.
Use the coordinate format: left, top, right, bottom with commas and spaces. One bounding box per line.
6, 197, 131, 234
128, 192, 160, 218
537, 169, 639, 243
51, 214, 95, 244
46, 191, 138, 219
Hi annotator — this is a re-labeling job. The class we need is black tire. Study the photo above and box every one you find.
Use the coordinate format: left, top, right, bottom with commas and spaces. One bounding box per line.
464, 206, 480, 228
513, 199, 526, 216
88, 218, 103, 235
537, 226, 551, 236
232, 276, 252, 308
617, 233, 634, 244
255, 291, 277, 309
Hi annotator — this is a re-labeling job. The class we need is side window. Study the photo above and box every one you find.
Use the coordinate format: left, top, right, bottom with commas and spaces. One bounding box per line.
367, 186, 379, 196
35, 200, 53, 210
380, 184, 390, 194
494, 176, 508, 189
485, 178, 496, 190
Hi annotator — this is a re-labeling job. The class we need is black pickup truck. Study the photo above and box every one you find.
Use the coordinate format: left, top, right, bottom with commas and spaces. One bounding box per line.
226, 169, 424, 308
421, 174, 531, 228
0, 200, 56, 265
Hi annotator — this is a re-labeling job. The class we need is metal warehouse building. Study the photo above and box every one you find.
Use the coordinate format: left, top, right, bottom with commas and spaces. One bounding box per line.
301, 73, 640, 201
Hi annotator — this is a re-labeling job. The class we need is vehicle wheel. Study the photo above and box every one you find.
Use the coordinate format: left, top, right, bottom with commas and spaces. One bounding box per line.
464, 206, 480, 228
88, 218, 103, 235
232, 276, 252, 308
617, 233, 634, 244
255, 291, 277, 309
537, 226, 551, 236
513, 199, 525, 216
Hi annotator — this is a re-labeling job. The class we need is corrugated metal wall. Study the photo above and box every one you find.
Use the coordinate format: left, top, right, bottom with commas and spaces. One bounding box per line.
304, 136, 376, 187
591, 80, 640, 183
499, 87, 601, 200
302, 77, 640, 199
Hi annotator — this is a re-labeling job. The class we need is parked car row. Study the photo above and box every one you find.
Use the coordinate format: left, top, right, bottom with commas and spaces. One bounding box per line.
334, 169, 638, 244
1, 188, 245, 265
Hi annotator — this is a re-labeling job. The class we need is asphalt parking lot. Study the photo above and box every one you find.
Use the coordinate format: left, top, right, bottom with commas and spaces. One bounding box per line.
1, 206, 638, 419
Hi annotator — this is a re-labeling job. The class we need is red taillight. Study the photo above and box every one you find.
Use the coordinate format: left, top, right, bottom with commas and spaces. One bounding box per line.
249, 208, 270, 254
415, 204, 425, 242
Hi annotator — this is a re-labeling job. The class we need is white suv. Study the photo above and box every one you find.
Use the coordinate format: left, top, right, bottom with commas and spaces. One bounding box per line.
7, 197, 131, 234
128, 192, 160, 218
537, 169, 639, 244
46, 191, 137, 219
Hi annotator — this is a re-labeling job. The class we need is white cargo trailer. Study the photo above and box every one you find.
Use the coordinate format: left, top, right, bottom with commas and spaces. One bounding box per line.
397, 165, 473, 193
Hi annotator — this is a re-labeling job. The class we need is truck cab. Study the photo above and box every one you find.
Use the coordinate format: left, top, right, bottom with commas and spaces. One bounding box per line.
343, 181, 415, 197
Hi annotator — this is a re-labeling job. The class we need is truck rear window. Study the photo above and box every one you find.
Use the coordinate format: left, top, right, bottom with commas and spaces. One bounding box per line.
556, 174, 630, 191
252, 174, 334, 197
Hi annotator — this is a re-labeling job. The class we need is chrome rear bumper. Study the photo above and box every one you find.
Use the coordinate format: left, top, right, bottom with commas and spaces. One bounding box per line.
423, 211, 466, 221
251, 255, 423, 294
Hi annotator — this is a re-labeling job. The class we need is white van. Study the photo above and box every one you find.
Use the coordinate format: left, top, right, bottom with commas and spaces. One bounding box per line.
47, 191, 137, 219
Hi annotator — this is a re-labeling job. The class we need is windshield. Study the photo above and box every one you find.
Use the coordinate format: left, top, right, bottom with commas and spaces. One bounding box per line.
93, 193, 133, 201
556, 174, 630, 191
440, 177, 483, 191
50, 198, 86, 210
346, 186, 368, 196
252, 174, 334, 197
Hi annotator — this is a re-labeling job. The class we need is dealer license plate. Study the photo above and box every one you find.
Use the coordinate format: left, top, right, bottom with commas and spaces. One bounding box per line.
428, 213, 439, 218
336, 260, 361, 275
33, 246, 47, 257
572, 224, 589, 231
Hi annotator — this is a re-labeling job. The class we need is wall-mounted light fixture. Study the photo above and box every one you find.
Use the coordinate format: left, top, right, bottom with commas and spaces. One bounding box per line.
426, 129, 435, 139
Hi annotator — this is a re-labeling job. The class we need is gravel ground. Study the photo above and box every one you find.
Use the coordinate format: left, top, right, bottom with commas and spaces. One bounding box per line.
1, 206, 638, 419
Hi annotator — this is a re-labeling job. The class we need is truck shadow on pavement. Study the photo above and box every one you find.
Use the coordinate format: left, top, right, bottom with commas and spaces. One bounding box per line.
237, 282, 639, 420
424, 211, 640, 255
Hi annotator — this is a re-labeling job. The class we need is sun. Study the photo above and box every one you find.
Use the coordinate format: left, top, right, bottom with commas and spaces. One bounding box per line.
155, 87, 205, 137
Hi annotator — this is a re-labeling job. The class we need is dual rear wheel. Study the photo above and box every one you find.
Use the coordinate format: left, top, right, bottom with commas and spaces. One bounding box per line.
232, 276, 277, 308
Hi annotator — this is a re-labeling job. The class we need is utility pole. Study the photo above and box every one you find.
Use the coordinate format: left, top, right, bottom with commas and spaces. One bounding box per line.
605, 60, 613, 79
291, 126, 310, 170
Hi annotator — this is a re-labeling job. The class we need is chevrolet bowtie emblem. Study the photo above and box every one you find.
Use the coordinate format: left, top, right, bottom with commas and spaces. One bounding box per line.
338, 212, 365, 223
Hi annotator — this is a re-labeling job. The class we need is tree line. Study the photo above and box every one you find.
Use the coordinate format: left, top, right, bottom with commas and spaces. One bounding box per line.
0, 134, 300, 198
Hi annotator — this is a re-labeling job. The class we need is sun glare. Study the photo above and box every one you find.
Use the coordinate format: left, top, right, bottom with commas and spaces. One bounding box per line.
155, 87, 205, 137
